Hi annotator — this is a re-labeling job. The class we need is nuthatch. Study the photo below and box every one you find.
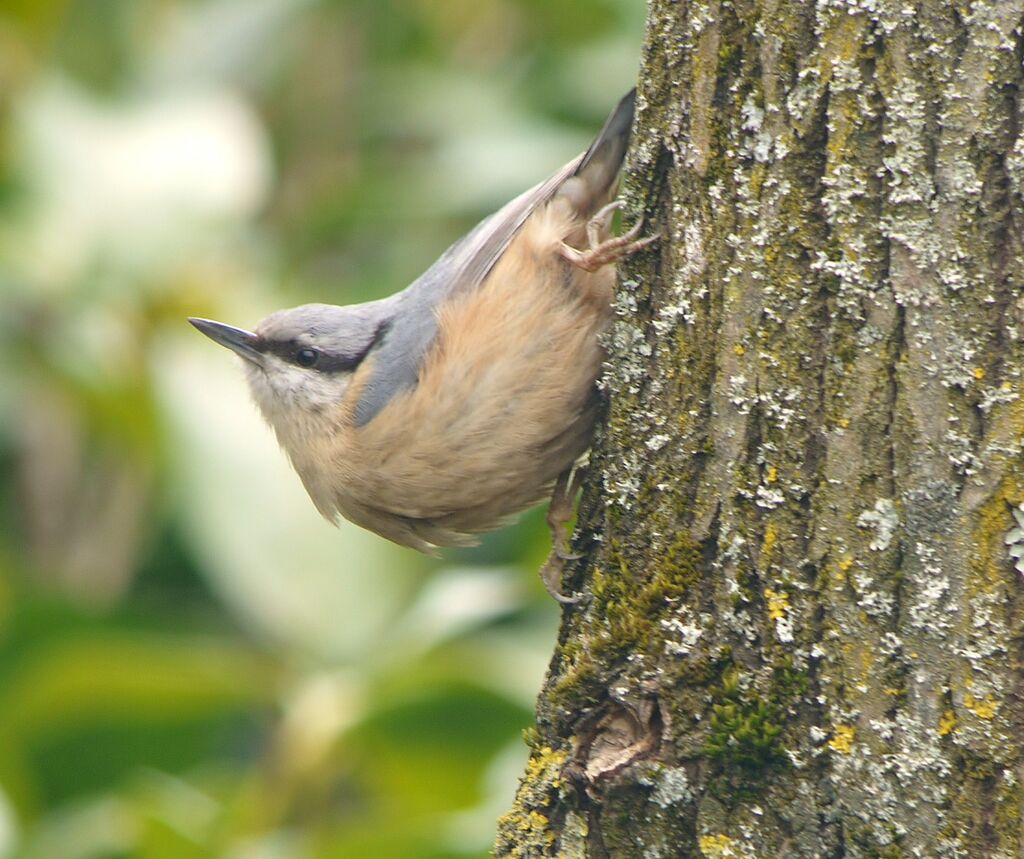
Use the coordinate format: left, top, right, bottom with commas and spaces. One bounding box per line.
190, 89, 656, 602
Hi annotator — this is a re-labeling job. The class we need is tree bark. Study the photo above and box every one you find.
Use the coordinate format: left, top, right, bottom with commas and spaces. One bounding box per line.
496, 1, 1024, 856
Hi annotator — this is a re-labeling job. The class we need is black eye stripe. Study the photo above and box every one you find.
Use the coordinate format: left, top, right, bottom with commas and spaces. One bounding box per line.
255, 319, 391, 374
257, 334, 381, 373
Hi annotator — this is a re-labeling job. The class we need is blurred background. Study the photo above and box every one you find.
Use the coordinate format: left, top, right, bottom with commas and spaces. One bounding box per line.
0, 0, 642, 856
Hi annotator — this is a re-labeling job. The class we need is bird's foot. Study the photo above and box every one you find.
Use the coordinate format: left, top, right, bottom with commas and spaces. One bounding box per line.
558, 201, 660, 273
540, 467, 586, 604
540, 554, 581, 605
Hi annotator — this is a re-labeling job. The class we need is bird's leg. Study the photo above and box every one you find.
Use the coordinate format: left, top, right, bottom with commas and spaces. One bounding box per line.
558, 200, 660, 273
586, 200, 620, 248
540, 465, 587, 604
548, 465, 585, 562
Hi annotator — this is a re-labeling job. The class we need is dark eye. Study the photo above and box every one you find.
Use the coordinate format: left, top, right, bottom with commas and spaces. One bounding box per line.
295, 348, 319, 368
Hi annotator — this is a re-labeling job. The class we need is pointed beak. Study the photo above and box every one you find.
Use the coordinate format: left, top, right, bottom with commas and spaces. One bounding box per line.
188, 317, 262, 365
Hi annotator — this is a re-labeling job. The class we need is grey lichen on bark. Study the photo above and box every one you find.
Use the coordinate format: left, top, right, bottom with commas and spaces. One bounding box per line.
496, 1, 1024, 857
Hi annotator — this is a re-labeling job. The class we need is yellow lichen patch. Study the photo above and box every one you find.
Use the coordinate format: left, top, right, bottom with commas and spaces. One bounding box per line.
973, 367, 986, 380
494, 746, 568, 857
764, 588, 789, 621
699, 833, 741, 858
734, 344, 746, 356
837, 417, 850, 429
762, 522, 778, 560
861, 649, 874, 675
530, 746, 567, 787
964, 693, 998, 720
938, 709, 958, 736
527, 812, 555, 845
829, 724, 856, 754
830, 554, 854, 589
766, 465, 778, 483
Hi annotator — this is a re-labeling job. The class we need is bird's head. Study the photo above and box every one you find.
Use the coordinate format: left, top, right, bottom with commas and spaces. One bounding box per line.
189, 303, 387, 438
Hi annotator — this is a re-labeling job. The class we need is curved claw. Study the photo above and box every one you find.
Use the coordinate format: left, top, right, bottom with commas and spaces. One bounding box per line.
542, 466, 588, 603
540, 555, 582, 605
558, 208, 661, 273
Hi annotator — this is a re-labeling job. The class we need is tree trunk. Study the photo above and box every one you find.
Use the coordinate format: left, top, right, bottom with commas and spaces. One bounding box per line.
496, 1, 1024, 856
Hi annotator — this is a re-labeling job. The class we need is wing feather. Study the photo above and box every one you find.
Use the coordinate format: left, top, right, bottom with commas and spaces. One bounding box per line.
352, 87, 638, 427
353, 155, 584, 426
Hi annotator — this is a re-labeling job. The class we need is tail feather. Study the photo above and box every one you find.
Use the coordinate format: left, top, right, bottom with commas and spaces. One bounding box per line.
556, 88, 636, 217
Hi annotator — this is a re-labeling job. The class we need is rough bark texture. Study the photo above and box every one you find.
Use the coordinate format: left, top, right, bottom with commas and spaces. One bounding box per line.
496, 1, 1024, 856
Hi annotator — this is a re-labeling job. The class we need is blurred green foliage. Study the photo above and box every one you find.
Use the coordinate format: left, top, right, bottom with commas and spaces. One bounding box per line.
0, 0, 641, 855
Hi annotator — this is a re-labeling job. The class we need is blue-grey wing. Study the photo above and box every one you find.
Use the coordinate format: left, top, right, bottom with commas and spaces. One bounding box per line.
353, 155, 584, 427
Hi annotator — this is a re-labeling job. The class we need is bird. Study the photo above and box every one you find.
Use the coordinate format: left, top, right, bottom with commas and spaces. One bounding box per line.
189, 89, 657, 602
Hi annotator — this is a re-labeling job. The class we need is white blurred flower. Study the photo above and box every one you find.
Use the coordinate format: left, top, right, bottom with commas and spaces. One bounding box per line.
8, 76, 272, 285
